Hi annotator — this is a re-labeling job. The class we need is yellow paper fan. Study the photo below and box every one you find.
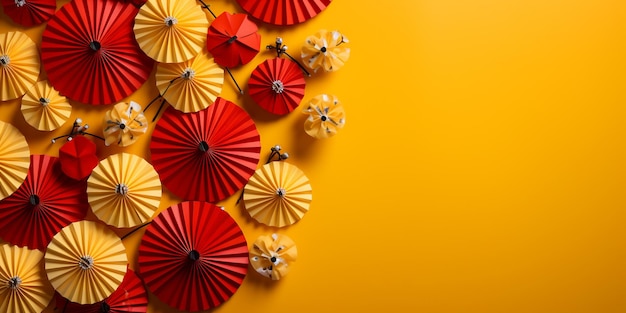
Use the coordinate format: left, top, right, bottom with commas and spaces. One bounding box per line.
0, 120, 30, 200
0, 243, 54, 313
156, 51, 224, 113
44, 221, 128, 304
250, 233, 297, 280
0, 31, 40, 101
244, 162, 312, 227
134, 0, 209, 63
88, 153, 161, 228
103, 101, 149, 147
21, 80, 71, 131
301, 30, 350, 73
303, 94, 346, 138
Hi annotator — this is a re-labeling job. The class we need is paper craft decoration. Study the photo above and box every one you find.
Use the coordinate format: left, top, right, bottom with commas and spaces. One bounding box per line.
250, 233, 298, 280
0, 120, 30, 201
236, 0, 332, 26
54, 268, 148, 313
244, 161, 312, 227
58, 135, 99, 181
0, 155, 89, 250
1, 0, 55, 27
134, 0, 209, 63
88, 153, 161, 228
21, 80, 72, 131
155, 51, 223, 113
303, 94, 345, 138
248, 58, 306, 115
0, 243, 54, 313
0, 31, 39, 101
302, 30, 350, 72
138, 201, 248, 311
45, 221, 128, 304
41, 0, 153, 105
207, 12, 261, 68
103, 101, 149, 147
150, 98, 261, 202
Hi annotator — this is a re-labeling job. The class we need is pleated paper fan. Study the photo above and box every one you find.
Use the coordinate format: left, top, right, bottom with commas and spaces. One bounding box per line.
0, 31, 40, 101
248, 58, 306, 115
1, 0, 55, 27
0, 120, 30, 201
236, 0, 332, 26
244, 161, 313, 227
138, 201, 248, 311
21, 80, 72, 131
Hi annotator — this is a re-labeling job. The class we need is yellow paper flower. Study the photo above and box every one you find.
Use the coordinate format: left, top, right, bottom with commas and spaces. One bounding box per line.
249, 234, 297, 280
103, 101, 148, 147
303, 94, 346, 139
301, 30, 350, 73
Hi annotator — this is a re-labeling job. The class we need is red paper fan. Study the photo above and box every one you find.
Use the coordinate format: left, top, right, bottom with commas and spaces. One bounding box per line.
236, 0, 332, 25
138, 201, 248, 311
248, 58, 306, 115
1, 0, 56, 27
58, 136, 99, 181
0, 155, 88, 250
41, 0, 153, 105
150, 98, 261, 202
207, 12, 261, 68
55, 268, 148, 313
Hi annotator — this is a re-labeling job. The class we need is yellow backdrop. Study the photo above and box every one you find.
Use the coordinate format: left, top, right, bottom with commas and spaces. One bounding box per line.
1, 0, 626, 312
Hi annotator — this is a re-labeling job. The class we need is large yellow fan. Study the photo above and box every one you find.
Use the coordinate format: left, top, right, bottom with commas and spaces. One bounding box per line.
0, 31, 40, 101
134, 0, 209, 63
0, 120, 30, 201
156, 50, 224, 113
0, 243, 54, 313
21, 80, 72, 131
88, 153, 161, 228
244, 162, 313, 227
44, 221, 128, 304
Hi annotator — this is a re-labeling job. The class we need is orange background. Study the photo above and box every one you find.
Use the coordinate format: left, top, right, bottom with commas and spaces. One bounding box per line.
2, 0, 626, 312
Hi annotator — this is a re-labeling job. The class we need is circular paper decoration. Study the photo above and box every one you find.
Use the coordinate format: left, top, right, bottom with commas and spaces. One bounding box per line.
244, 161, 312, 227
248, 58, 306, 115
41, 0, 154, 105
54, 268, 148, 313
1, 0, 56, 27
301, 29, 350, 72
0, 155, 89, 250
0, 243, 54, 313
103, 101, 149, 147
88, 153, 161, 228
236, 0, 332, 26
134, 0, 209, 63
150, 98, 261, 203
21, 80, 72, 131
155, 51, 223, 113
0, 31, 40, 101
0, 120, 30, 200
58, 136, 99, 181
250, 233, 298, 280
138, 201, 248, 311
206, 12, 261, 68
45, 221, 128, 304
303, 94, 346, 138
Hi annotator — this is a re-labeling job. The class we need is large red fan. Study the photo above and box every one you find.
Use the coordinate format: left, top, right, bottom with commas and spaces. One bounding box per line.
55, 268, 148, 313
41, 0, 153, 105
1, 0, 56, 27
0, 155, 88, 250
248, 58, 306, 115
138, 201, 248, 312
236, 0, 332, 25
206, 12, 261, 68
150, 97, 261, 202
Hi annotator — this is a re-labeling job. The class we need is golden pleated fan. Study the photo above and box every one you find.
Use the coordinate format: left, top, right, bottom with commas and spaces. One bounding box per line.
44, 221, 128, 304
21, 80, 71, 131
0, 120, 30, 200
0, 243, 54, 313
250, 233, 297, 280
0, 31, 40, 101
88, 153, 161, 228
156, 51, 224, 113
244, 162, 312, 227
